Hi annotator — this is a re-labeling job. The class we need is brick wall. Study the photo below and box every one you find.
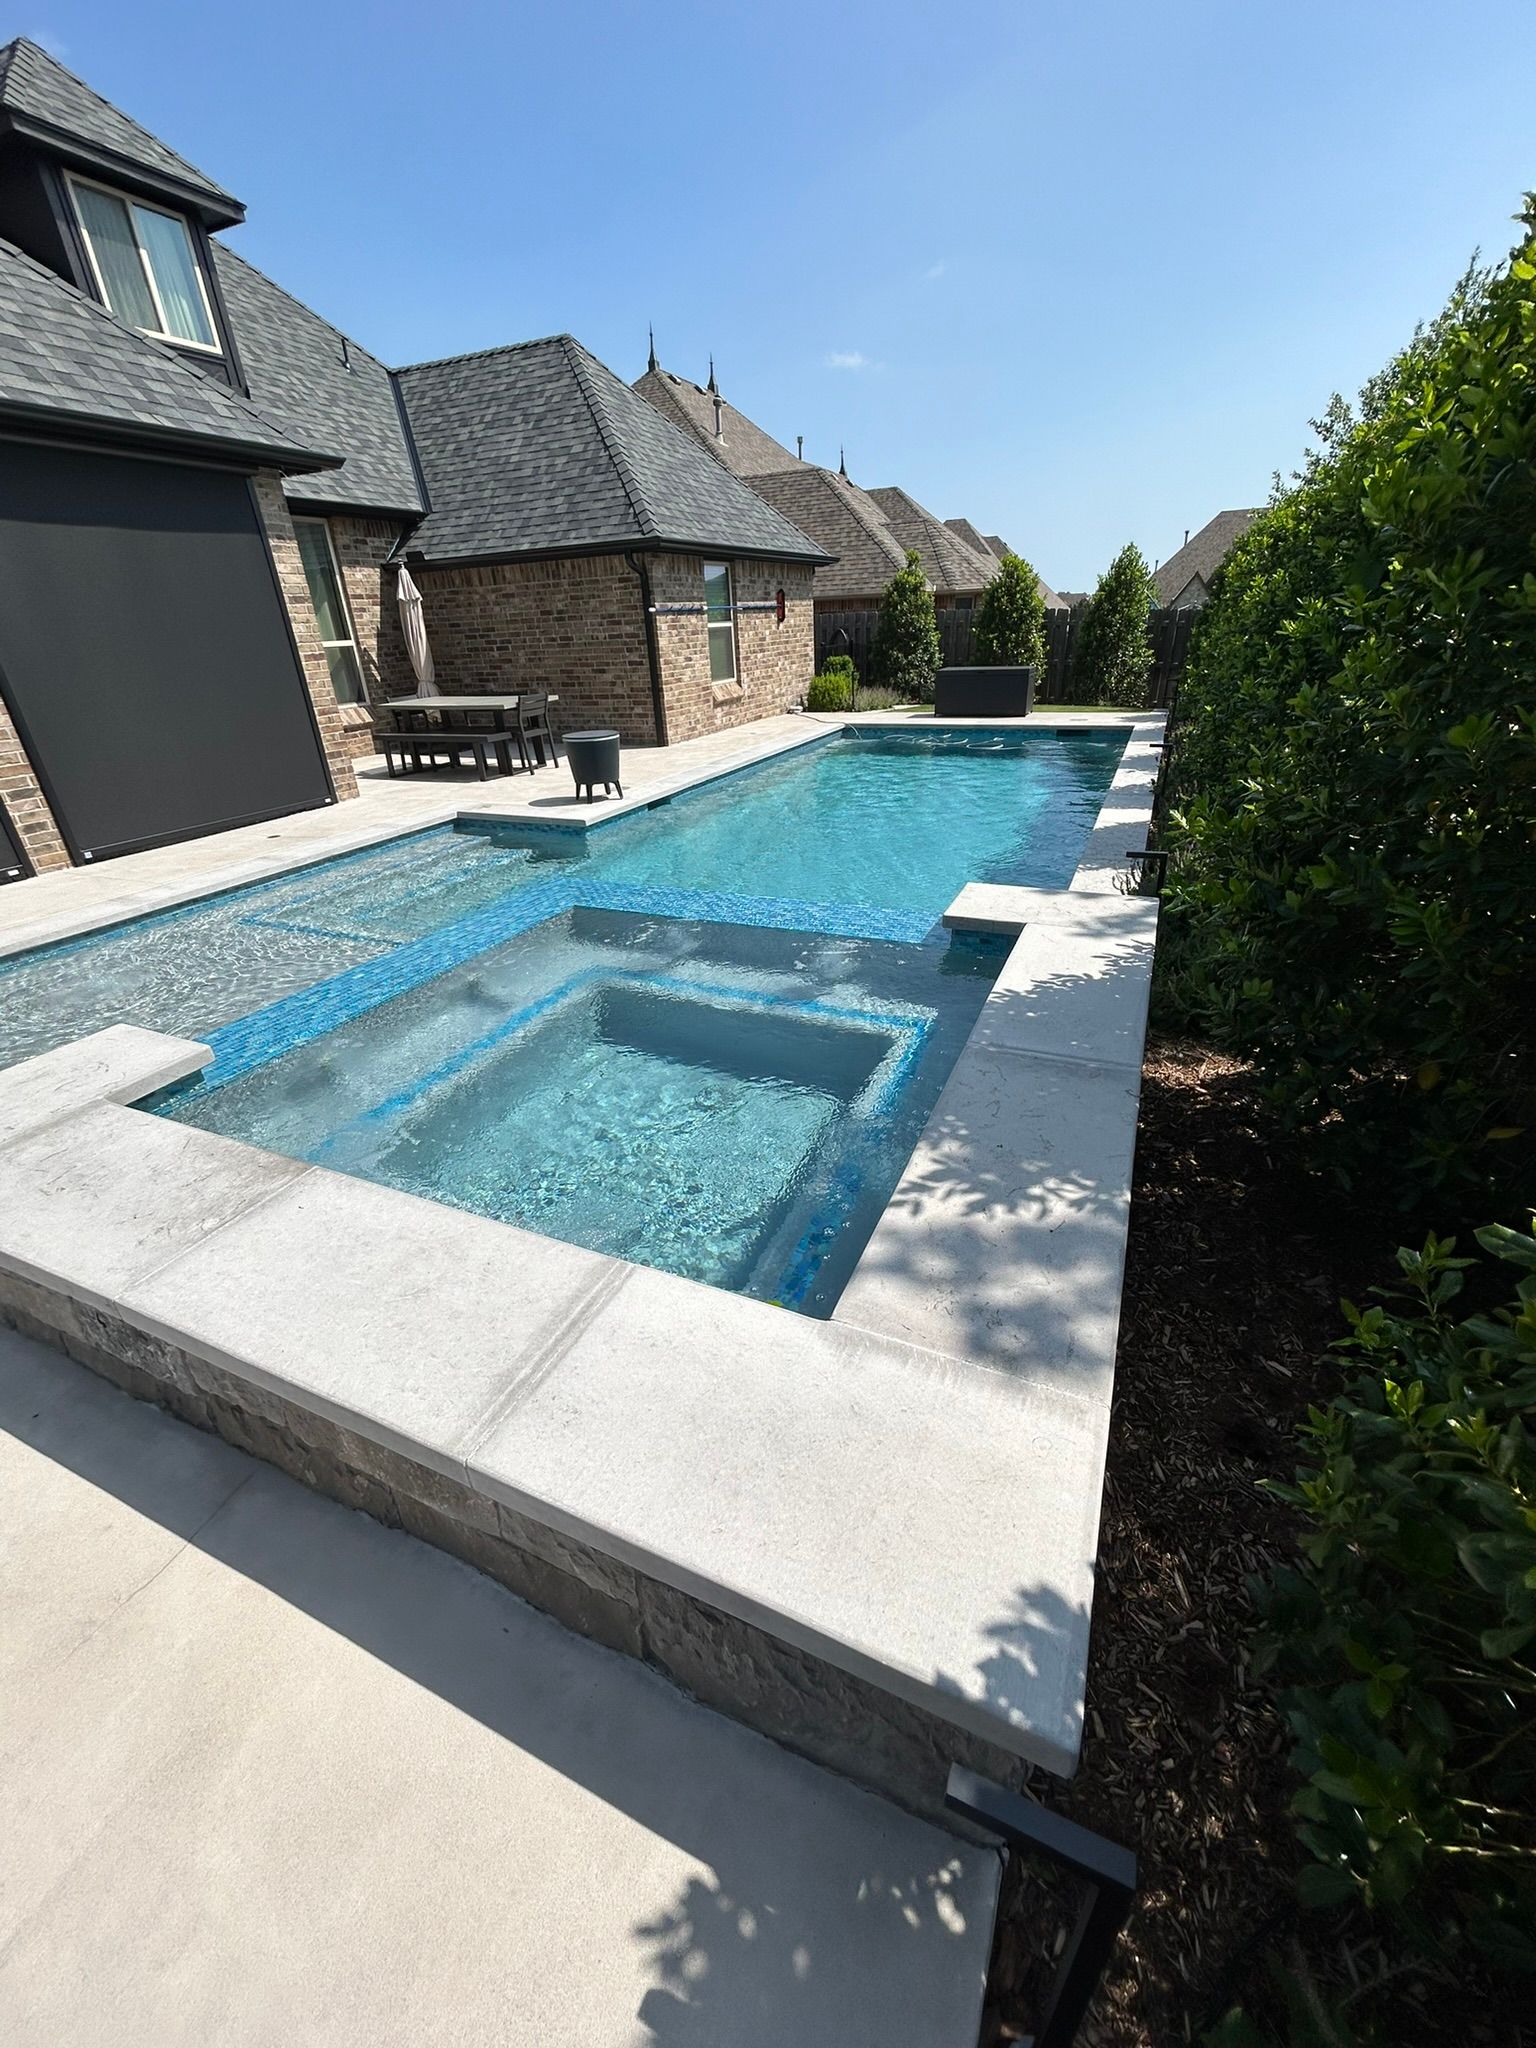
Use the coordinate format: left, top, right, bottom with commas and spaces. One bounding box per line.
253, 474, 358, 801
651, 554, 815, 742
343, 546, 816, 752
408, 553, 660, 743
0, 696, 69, 873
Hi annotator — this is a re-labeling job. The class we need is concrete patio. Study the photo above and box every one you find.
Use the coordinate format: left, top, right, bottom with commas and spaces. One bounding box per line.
0, 1321, 998, 2047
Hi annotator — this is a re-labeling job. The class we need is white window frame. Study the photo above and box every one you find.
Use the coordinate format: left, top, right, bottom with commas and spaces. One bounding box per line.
293, 517, 367, 706
703, 559, 738, 686
66, 172, 221, 353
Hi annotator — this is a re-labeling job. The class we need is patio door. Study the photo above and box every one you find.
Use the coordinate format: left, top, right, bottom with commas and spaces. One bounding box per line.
0, 440, 333, 863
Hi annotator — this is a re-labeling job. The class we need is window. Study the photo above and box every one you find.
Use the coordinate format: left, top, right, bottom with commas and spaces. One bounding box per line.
293, 519, 366, 704
703, 560, 737, 685
68, 176, 217, 349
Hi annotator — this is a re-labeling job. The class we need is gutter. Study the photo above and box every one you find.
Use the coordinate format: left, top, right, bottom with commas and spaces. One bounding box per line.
624, 550, 669, 747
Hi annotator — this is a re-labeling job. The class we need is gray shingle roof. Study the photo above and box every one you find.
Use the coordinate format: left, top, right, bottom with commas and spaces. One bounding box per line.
866, 486, 997, 595
395, 337, 830, 566
746, 466, 907, 601
0, 38, 241, 223
632, 363, 800, 478
1153, 509, 1262, 605
213, 245, 422, 516
0, 234, 337, 470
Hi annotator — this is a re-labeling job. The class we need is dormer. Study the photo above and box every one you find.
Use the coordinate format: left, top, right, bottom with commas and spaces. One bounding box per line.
0, 38, 245, 380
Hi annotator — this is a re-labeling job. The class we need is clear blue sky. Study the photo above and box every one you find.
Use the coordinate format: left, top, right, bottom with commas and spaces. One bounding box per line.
27, 0, 1536, 587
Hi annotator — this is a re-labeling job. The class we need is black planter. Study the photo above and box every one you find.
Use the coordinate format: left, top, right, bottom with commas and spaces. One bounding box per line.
563, 729, 623, 802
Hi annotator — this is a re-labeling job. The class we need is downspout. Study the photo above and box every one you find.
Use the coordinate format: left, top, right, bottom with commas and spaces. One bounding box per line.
624, 550, 670, 747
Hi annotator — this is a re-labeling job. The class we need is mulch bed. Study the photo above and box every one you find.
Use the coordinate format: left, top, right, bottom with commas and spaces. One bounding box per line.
980, 1033, 1414, 2045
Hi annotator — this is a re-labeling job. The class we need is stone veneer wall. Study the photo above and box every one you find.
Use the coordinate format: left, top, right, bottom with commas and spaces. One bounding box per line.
0, 1265, 1032, 1826
0, 696, 69, 873
408, 554, 660, 745
651, 554, 815, 742
251, 474, 358, 801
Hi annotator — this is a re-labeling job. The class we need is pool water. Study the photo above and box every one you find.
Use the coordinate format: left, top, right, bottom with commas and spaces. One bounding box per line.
0, 727, 1123, 1070
1, 725, 1128, 1310
158, 911, 1001, 1312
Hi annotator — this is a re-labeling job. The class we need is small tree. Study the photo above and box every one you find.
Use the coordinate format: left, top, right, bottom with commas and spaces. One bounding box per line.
872, 549, 941, 702
973, 552, 1046, 672
1071, 543, 1157, 706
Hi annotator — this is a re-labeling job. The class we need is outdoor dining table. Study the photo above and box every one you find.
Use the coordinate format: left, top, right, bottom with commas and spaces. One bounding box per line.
381, 694, 559, 732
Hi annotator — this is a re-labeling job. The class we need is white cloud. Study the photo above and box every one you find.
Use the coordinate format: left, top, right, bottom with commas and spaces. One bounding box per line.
923, 261, 947, 281
825, 350, 873, 371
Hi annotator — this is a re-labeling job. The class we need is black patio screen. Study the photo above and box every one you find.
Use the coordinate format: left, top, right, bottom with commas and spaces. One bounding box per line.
0, 441, 332, 863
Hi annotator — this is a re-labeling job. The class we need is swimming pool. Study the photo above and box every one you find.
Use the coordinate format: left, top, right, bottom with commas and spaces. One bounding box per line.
0, 724, 1128, 1308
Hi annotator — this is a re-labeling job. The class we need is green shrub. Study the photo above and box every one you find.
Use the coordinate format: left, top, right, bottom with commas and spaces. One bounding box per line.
1070, 543, 1157, 706
1255, 1223, 1536, 1973
973, 551, 1047, 672
807, 671, 853, 712
852, 685, 903, 710
872, 549, 942, 702
1161, 210, 1536, 1213
821, 652, 858, 688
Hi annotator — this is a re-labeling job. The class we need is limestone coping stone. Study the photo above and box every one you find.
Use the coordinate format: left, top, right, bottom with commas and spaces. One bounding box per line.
0, 1025, 1112, 1778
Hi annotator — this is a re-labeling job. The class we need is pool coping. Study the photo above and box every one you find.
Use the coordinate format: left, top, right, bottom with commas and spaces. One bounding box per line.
0, 709, 1165, 1812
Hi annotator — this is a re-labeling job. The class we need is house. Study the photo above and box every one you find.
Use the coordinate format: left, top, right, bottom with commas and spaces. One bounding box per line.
1153, 508, 1262, 608
633, 354, 1003, 620
0, 40, 827, 876
943, 518, 1068, 610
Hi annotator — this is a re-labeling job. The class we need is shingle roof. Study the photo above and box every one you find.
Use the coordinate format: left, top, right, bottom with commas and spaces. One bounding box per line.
0, 235, 337, 471
212, 245, 421, 516
1153, 508, 1262, 605
632, 363, 800, 478
0, 38, 242, 223
866, 486, 997, 595
942, 518, 1068, 609
395, 336, 830, 566
746, 466, 908, 600
944, 516, 1002, 560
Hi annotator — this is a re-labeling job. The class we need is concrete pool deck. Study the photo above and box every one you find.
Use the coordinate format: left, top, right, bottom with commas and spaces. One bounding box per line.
0, 1321, 997, 2047
0, 708, 1165, 1811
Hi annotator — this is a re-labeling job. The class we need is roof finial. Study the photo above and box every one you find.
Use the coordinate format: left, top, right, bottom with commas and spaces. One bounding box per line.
647, 324, 658, 373
838, 445, 848, 478
706, 354, 718, 395
796, 435, 803, 461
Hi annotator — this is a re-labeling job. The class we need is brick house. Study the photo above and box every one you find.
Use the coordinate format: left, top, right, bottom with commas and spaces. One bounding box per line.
634, 353, 1018, 622
0, 40, 826, 875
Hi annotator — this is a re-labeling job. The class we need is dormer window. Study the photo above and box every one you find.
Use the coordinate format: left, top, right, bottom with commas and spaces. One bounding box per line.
66, 175, 217, 350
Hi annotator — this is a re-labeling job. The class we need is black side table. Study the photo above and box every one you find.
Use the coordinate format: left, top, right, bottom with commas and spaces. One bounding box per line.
563, 730, 623, 802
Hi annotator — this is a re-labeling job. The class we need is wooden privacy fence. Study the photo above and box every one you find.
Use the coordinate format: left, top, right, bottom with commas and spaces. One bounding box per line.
815, 603, 1196, 708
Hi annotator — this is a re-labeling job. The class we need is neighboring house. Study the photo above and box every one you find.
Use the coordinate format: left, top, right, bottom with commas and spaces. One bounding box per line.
634, 354, 1007, 619
0, 41, 827, 875
943, 518, 1068, 610
1153, 508, 1262, 608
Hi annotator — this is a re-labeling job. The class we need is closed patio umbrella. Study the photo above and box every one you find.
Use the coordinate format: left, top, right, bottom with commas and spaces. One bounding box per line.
397, 565, 437, 696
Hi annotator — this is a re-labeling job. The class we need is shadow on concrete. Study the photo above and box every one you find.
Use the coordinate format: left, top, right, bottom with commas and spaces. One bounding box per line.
0, 1327, 993, 2047
841, 920, 1151, 1390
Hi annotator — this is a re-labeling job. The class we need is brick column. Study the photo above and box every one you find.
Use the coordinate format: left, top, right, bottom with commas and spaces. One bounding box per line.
0, 696, 70, 873
251, 473, 358, 802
